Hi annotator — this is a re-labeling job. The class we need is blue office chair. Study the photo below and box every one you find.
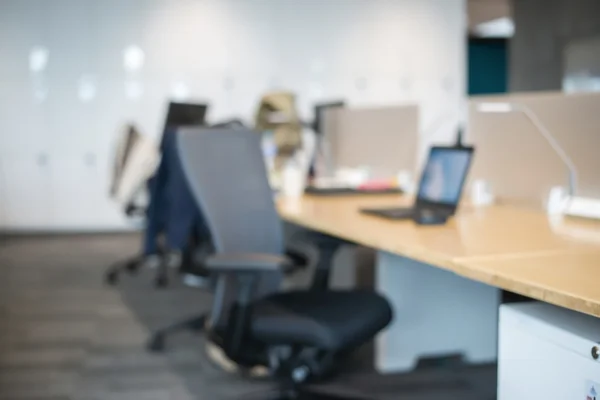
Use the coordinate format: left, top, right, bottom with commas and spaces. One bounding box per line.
177, 128, 393, 399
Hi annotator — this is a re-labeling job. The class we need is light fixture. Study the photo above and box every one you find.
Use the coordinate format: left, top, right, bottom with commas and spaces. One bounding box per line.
171, 81, 190, 101
78, 75, 97, 102
472, 17, 515, 38
29, 46, 49, 73
123, 45, 145, 72
476, 102, 513, 114
475, 101, 578, 197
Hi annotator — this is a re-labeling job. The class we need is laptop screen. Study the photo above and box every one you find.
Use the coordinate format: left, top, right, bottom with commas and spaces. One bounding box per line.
417, 146, 474, 206
164, 102, 208, 130
160, 102, 208, 145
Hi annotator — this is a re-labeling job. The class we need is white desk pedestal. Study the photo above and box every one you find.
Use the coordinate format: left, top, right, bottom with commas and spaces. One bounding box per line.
375, 251, 500, 373
498, 302, 600, 400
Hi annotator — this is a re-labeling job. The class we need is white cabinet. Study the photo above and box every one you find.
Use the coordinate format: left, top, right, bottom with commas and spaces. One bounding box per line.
0, 0, 466, 231
0, 151, 126, 231
50, 152, 125, 230
44, 81, 97, 154
0, 82, 50, 154
49, 152, 126, 230
0, 153, 54, 229
499, 302, 600, 400
0, 158, 5, 226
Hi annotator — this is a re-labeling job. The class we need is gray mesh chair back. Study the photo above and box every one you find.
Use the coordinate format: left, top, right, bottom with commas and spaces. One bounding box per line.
176, 128, 284, 256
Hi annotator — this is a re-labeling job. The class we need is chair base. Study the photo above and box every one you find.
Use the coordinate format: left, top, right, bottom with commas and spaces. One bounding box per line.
266, 388, 370, 400
104, 255, 144, 285
147, 313, 207, 352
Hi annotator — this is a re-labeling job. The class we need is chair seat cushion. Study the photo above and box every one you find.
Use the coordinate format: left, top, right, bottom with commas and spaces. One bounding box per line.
251, 290, 393, 351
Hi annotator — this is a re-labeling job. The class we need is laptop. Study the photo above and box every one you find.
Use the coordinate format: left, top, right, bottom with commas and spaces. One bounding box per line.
163, 101, 208, 130
160, 101, 208, 145
360, 146, 474, 221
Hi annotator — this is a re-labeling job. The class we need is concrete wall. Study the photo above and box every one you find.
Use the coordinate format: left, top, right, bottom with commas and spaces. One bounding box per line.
510, 0, 600, 92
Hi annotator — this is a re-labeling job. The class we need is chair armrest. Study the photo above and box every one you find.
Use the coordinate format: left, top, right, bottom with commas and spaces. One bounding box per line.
284, 243, 315, 271
206, 253, 294, 273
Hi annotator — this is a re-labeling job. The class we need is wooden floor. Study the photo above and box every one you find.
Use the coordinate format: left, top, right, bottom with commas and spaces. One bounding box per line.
0, 234, 497, 400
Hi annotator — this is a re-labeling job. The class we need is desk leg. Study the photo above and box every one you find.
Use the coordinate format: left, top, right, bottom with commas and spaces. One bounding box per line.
375, 251, 500, 373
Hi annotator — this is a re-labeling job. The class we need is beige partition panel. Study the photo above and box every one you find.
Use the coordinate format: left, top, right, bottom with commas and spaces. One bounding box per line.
323, 105, 419, 177
468, 91, 600, 206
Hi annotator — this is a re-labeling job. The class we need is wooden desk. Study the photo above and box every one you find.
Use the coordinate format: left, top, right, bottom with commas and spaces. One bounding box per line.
456, 251, 600, 318
278, 194, 600, 318
278, 194, 600, 267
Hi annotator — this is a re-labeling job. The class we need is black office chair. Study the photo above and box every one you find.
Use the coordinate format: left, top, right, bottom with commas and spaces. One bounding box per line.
176, 128, 393, 399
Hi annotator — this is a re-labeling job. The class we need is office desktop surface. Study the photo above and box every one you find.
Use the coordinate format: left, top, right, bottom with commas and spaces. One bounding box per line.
277, 194, 600, 270
278, 194, 600, 318
456, 251, 600, 318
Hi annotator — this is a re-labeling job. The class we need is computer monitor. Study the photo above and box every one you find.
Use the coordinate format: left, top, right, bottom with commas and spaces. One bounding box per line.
163, 102, 208, 131
313, 101, 345, 135
416, 146, 474, 210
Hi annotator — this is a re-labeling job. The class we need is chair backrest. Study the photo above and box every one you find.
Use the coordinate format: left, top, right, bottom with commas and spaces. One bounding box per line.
176, 128, 284, 255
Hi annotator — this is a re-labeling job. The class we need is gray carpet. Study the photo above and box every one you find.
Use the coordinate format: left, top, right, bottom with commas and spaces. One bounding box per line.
0, 234, 497, 400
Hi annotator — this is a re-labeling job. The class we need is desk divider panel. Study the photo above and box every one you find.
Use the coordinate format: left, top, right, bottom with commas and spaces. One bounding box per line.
468, 91, 600, 207
322, 105, 419, 178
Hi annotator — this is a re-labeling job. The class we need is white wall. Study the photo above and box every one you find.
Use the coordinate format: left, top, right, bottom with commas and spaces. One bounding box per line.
0, 0, 466, 230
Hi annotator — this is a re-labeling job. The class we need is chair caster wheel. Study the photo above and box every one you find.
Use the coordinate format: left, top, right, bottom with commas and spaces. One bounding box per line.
105, 270, 119, 286
155, 274, 168, 288
125, 259, 141, 274
147, 334, 165, 352
189, 316, 207, 332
